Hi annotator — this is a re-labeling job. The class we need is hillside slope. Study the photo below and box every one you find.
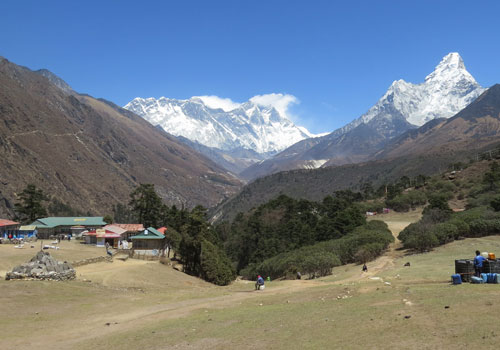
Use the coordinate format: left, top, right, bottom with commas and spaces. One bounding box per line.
212, 153, 466, 223
0, 57, 241, 218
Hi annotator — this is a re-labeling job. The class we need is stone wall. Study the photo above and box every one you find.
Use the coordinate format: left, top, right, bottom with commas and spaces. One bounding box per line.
71, 256, 112, 267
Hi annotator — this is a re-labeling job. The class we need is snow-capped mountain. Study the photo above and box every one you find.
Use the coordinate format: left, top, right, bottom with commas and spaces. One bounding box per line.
124, 95, 314, 155
339, 52, 484, 136
241, 52, 485, 180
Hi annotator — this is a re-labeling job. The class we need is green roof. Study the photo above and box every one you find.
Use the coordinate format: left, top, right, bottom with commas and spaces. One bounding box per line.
130, 227, 165, 240
31, 217, 106, 228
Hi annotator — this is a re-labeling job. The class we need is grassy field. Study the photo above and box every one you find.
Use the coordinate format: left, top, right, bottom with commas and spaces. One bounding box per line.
2, 212, 500, 349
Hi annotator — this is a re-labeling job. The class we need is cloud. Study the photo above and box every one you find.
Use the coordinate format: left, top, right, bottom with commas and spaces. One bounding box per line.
194, 95, 241, 112
249, 93, 299, 120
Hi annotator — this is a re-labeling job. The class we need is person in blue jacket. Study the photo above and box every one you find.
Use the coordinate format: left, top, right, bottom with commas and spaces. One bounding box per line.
474, 250, 486, 277
255, 275, 265, 290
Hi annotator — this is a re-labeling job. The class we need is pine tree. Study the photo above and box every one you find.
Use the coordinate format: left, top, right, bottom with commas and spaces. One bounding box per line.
14, 184, 48, 223
129, 184, 164, 228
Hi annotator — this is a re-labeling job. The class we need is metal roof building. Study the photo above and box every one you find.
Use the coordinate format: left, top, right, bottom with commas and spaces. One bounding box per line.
31, 217, 106, 239
130, 227, 166, 257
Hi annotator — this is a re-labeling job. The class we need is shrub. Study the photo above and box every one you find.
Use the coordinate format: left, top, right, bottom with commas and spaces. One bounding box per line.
243, 220, 393, 280
405, 230, 439, 252
421, 208, 452, 224
354, 242, 386, 263
358, 200, 385, 214
244, 247, 341, 280
424, 194, 452, 214
447, 218, 470, 237
387, 190, 427, 212
432, 223, 458, 244
490, 196, 500, 212
200, 239, 236, 286
399, 222, 437, 251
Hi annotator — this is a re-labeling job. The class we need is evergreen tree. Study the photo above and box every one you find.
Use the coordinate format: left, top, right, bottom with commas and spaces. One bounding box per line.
103, 215, 113, 224
112, 203, 136, 223
360, 182, 374, 199
14, 184, 48, 223
483, 162, 500, 191
129, 184, 164, 228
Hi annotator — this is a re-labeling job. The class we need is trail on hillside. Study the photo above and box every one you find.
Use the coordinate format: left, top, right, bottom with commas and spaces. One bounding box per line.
334, 212, 420, 283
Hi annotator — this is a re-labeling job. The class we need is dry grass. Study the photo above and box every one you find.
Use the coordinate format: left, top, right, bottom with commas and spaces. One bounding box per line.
2, 214, 500, 349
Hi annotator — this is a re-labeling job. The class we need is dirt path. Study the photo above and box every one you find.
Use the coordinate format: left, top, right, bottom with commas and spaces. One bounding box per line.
41, 279, 326, 350
340, 211, 422, 282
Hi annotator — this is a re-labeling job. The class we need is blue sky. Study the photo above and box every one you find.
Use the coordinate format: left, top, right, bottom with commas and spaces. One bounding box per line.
1, 0, 499, 134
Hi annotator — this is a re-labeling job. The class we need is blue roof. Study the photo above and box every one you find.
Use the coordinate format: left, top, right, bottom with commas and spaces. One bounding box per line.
31, 217, 106, 228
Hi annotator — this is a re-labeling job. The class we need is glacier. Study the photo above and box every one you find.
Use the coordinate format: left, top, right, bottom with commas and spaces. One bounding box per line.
124, 95, 314, 155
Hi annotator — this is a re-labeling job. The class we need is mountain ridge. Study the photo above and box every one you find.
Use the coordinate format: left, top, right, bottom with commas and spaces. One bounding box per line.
241, 52, 485, 180
0, 56, 241, 218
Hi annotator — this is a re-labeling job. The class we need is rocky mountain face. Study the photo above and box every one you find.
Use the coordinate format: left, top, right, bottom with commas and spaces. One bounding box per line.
375, 84, 500, 160
241, 53, 485, 180
0, 56, 241, 219
124, 96, 314, 174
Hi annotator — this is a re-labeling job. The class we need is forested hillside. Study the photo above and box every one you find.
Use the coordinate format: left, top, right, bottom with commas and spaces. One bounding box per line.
216, 193, 393, 279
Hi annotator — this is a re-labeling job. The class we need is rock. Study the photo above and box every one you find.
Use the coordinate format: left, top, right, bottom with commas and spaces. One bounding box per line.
6, 251, 76, 281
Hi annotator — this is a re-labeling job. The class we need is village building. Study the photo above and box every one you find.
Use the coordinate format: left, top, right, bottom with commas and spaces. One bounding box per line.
30, 217, 106, 239
18, 225, 37, 238
0, 219, 21, 238
130, 227, 167, 256
83, 228, 123, 248
109, 223, 144, 241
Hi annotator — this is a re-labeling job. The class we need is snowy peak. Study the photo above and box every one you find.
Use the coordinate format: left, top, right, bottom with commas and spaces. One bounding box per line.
426, 52, 465, 80
124, 94, 314, 155
436, 52, 465, 71
425, 52, 474, 84
342, 52, 484, 130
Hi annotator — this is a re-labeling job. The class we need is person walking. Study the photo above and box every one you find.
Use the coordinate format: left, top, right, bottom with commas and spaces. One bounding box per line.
105, 241, 112, 257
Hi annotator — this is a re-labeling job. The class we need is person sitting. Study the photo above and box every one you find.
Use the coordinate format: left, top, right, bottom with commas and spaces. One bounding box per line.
362, 263, 368, 272
474, 250, 486, 277
255, 275, 265, 290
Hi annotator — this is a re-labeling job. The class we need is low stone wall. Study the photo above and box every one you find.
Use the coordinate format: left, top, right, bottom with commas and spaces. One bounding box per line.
71, 256, 112, 267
